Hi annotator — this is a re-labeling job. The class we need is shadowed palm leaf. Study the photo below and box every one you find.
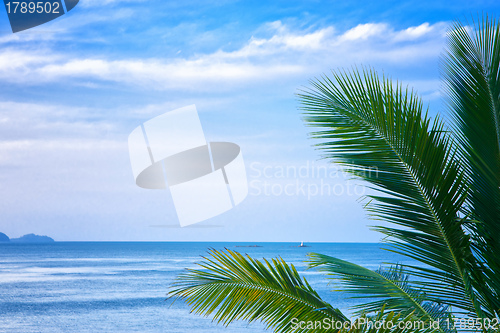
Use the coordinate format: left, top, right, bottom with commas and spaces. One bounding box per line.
308, 253, 454, 333
168, 249, 347, 332
443, 15, 500, 316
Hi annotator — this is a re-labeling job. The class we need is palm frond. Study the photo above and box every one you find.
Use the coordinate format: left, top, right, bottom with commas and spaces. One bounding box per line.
307, 253, 454, 333
442, 15, 500, 317
168, 249, 347, 332
298, 68, 480, 316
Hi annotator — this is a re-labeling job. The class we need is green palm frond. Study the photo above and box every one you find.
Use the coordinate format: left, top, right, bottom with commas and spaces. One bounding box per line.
298, 68, 481, 316
168, 249, 347, 332
307, 253, 454, 333
443, 15, 500, 316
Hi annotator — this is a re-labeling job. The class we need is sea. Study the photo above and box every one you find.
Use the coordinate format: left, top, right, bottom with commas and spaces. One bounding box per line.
0, 242, 415, 332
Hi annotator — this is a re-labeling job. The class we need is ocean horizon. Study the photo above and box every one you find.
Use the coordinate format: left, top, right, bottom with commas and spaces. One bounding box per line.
0, 242, 416, 332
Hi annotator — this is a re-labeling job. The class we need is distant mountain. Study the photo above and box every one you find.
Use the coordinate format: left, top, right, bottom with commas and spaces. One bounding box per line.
10, 233, 55, 243
0, 232, 9, 242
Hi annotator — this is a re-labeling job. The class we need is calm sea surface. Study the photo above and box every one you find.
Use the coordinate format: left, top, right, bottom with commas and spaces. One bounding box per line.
0, 242, 415, 332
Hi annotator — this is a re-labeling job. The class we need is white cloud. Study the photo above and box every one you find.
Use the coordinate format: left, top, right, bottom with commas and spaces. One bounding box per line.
38, 58, 303, 88
394, 22, 445, 41
0, 101, 117, 143
339, 23, 388, 41
0, 21, 448, 91
403, 23, 433, 38
0, 49, 58, 73
236, 22, 335, 55
0, 32, 58, 44
0, 138, 122, 154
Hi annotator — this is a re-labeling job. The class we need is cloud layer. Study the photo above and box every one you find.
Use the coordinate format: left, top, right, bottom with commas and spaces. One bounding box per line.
0, 18, 451, 240
0, 21, 447, 91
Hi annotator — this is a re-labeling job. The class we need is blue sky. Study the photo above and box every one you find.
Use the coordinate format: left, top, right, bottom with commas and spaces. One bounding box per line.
0, 0, 499, 241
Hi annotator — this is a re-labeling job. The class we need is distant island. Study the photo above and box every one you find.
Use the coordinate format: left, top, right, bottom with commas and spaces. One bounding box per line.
0, 232, 54, 243
0, 232, 9, 242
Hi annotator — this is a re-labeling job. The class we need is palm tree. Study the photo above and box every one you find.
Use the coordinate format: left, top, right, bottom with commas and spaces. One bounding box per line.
168, 16, 500, 333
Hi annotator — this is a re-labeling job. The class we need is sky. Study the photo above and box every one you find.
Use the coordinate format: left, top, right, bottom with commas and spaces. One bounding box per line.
0, 0, 499, 242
